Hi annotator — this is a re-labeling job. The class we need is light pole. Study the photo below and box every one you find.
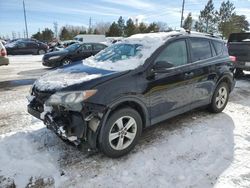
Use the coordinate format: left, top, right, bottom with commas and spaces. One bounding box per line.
180, 0, 185, 28
23, 0, 28, 38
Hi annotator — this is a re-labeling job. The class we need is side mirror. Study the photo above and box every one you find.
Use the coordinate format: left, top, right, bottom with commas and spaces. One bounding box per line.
153, 61, 174, 72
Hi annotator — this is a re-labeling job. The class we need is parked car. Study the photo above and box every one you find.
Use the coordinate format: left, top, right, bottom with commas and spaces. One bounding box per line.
27, 31, 235, 158
0, 41, 9, 66
42, 42, 107, 67
5, 40, 48, 55
228, 32, 250, 77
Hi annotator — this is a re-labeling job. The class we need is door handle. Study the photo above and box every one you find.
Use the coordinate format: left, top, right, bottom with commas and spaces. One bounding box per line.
184, 72, 194, 78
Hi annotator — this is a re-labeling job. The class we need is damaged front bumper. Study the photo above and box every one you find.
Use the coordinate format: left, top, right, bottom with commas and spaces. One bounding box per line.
27, 96, 107, 148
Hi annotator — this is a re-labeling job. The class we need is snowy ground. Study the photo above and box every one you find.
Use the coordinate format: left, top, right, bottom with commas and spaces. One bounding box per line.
0, 55, 250, 188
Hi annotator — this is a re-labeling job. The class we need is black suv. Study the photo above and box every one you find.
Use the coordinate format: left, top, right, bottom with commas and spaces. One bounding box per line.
27, 31, 235, 158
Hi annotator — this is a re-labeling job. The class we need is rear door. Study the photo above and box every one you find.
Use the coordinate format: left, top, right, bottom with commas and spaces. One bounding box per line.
187, 37, 218, 106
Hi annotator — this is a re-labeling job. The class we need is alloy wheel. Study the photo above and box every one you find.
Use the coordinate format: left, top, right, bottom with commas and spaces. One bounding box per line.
109, 116, 137, 150
215, 86, 228, 109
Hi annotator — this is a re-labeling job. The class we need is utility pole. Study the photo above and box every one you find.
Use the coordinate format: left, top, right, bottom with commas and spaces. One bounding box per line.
23, 0, 28, 38
88, 17, 92, 34
180, 0, 185, 28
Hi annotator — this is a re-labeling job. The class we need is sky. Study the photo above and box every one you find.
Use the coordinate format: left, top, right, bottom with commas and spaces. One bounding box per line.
0, 0, 250, 38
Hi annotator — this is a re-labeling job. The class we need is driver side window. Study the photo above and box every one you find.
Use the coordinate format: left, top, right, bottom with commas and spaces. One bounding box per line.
155, 40, 188, 67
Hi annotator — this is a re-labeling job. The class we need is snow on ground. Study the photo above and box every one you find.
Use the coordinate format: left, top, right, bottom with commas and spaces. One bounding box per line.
0, 55, 250, 188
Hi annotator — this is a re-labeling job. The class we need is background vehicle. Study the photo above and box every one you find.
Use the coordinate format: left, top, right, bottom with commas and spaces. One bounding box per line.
0, 41, 9, 66
228, 32, 250, 77
5, 40, 48, 55
74, 34, 106, 43
42, 42, 107, 67
28, 32, 235, 158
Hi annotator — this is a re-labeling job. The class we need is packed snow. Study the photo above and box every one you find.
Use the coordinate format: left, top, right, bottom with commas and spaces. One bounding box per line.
1, 55, 250, 188
34, 67, 101, 91
83, 32, 180, 71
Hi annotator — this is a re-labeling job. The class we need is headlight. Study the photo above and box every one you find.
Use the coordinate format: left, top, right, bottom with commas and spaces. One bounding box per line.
46, 90, 97, 105
48, 55, 61, 60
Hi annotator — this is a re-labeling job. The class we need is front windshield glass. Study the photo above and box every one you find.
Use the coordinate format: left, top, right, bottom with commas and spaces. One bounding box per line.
94, 43, 142, 62
65, 43, 81, 52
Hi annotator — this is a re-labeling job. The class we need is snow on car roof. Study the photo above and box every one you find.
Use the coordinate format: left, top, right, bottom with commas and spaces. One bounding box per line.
83, 31, 181, 71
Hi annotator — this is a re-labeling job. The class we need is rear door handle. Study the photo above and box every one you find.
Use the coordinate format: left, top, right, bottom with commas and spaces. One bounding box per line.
184, 72, 194, 78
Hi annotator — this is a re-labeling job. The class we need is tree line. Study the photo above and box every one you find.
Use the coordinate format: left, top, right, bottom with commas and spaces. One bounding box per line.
183, 0, 249, 38
31, 0, 249, 42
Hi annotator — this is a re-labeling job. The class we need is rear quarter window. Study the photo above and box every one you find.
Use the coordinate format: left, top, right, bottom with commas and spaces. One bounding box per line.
212, 41, 224, 55
190, 38, 212, 62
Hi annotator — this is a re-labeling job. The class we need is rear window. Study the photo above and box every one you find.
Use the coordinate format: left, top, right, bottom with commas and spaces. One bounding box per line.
228, 33, 250, 42
212, 41, 223, 55
190, 38, 212, 62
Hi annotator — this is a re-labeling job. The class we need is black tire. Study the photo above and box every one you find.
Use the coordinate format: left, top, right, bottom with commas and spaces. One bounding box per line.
98, 107, 142, 158
209, 82, 229, 113
62, 58, 72, 66
37, 49, 46, 55
235, 68, 244, 78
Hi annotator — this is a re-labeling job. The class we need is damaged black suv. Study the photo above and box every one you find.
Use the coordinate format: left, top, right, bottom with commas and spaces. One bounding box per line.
28, 31, 235, 158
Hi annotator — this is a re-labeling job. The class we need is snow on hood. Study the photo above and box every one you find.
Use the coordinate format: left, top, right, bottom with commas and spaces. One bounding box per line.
83, 31, 181, 71
34, 65, 102, 91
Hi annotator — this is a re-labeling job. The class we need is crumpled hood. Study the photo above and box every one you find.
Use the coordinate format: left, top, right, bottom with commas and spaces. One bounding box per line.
34, 62, 116, 91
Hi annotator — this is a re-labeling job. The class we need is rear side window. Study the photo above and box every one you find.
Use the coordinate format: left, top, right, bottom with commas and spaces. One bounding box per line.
93, 44, 106, 50
228, 33, 250, 42
190, 38, 212, 62
212, 41, 223, 55
155, 40, 188, 67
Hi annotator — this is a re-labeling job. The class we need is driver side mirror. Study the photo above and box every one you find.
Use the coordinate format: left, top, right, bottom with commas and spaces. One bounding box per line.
153, 61, 174, 72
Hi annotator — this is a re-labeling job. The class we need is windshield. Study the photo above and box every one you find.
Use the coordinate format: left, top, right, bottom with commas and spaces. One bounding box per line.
65, 43, 81, 52
94, 43, 142, 62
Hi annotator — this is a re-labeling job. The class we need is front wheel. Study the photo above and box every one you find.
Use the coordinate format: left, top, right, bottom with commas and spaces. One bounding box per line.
37, 49, 46, 55
98, 108, 142, 158
62, 58, 72, 66
209, 82, 229, 113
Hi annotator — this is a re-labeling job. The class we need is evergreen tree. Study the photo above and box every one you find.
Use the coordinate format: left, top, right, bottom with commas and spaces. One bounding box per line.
59, 27, 71, 40
196, 0, 216, 33
32, 31, 42, 41
146, 22, 159, 33
183, 13, 193, 30
125, 18, 136, 36
117, 16, 125, 36
138, 22, 148, 33
216, 0, 235, 38
41, 28, 54, 42
106, 22, 121, 37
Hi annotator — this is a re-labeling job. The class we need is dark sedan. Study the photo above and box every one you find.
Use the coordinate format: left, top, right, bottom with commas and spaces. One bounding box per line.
42, 43, 107, 67
5, 40, 48, 55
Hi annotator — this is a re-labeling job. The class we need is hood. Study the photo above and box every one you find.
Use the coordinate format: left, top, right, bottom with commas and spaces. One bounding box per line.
44, 49, 68, 57
33, 62, 121, 92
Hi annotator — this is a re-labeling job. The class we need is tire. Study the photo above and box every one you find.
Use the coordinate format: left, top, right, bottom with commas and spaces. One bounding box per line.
98, 107, 142, 158
209, 82, 229, 113
235, 68, 244, 78
62, 58, 72, 66
37, 49, 46, 55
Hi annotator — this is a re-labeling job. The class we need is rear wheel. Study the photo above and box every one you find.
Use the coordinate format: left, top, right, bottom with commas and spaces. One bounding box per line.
98, 108, 142, 158
62, 58, 72, 66
209, 82, 229, 113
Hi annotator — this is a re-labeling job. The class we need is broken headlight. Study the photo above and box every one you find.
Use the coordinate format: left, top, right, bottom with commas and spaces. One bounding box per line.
46, 90, 97, 105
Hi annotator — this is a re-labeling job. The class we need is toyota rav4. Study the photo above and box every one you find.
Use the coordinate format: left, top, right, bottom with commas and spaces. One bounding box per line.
27, 31, 235, 158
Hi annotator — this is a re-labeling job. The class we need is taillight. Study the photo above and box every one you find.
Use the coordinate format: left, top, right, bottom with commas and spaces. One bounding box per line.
229, 56, 236, 62
0, 49, 7, 57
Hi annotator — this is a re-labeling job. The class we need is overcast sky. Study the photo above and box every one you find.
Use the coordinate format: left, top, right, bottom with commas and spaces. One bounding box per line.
0, 0, 250, 38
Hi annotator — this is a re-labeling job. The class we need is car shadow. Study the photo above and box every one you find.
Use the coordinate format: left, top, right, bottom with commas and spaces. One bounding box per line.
0, 109, 235, 187
0, 78, 36, 91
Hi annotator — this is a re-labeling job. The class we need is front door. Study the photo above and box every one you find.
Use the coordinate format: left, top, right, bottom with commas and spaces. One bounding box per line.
146, 39, 195, 124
